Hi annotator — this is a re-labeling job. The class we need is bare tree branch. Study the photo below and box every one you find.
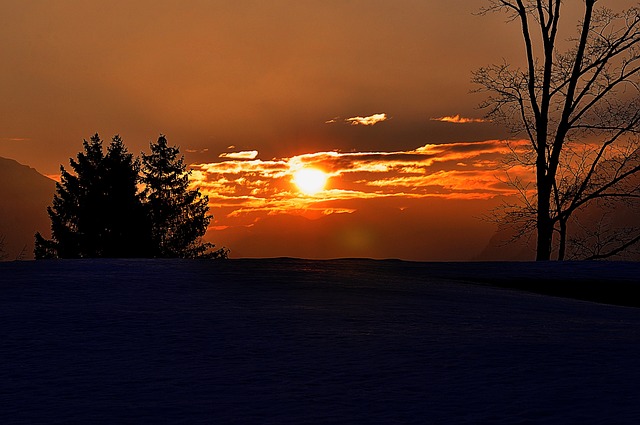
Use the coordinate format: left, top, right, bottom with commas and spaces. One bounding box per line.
476, 1, 640, 260
584, 233, 640, 260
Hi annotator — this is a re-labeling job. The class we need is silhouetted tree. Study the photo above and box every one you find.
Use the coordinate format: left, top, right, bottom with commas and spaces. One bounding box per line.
35, 133, 226, 259
475, 1, 640, 260
141, 135, 224, 258
35, 134, 151, 258
34, 232, 57, 259
101, 135, 152, 256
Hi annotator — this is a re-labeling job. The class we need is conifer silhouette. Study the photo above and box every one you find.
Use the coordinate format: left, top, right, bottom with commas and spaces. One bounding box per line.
141, 135, 222, 258
35, 133, 226, 259
35, 134, 151, 258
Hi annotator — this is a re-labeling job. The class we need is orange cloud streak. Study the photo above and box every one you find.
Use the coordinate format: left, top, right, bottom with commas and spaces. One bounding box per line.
431, 114, 490, 124
218, 150, 259, 160
345, 113, 388, 126
188, 140, 534, 232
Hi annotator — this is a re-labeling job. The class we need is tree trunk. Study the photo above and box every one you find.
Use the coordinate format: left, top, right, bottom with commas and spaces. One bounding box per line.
557, 218, 567, 261
536, 183, 553, 261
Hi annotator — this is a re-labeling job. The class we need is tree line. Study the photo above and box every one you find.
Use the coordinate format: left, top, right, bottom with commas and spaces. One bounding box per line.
35, 134, 228, 259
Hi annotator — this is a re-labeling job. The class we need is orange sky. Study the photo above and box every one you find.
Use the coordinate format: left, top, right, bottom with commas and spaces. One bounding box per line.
0, 0, 523, 172
1, 1, 636, 260
192, 138, 535, 259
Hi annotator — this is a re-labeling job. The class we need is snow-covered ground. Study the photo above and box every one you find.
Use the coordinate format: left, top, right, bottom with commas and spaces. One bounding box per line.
1, 259, 639, 424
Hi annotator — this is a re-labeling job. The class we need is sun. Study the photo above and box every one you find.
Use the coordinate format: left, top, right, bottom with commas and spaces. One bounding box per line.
293, 168, 329, 195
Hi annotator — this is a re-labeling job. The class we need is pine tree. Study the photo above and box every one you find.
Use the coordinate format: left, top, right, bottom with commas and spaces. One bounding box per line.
35, 134, 151, 258
141, 135, 221, 258
101, 135, 152, 257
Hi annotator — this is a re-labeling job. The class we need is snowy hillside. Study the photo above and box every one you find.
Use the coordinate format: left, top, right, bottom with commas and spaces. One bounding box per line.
1, 259, 639, 424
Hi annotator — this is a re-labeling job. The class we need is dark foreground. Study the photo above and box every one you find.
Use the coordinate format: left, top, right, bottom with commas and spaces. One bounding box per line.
1, 259, 639, 424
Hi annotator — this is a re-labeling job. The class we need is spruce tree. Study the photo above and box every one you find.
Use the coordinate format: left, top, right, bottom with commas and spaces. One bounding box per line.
101, 135, 152, 257
35, 134, 151, 258
141, 135, 220, 258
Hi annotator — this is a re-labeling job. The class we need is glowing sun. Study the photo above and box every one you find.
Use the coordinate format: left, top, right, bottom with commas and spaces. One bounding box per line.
293, 168, 329, 195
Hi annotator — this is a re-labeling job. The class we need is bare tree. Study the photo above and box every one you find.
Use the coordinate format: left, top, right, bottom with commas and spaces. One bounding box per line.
474, 0, 640, 260
15, 244, 28, 261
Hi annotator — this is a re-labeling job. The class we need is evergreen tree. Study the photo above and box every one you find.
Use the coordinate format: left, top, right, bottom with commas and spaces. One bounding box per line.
101, 135, 152, 257
141, 135, 221, 258
35, 134, 151, 258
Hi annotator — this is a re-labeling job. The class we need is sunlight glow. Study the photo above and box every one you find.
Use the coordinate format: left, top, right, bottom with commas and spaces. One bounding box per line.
293, 168, 329, 195
189, 139, 533, 218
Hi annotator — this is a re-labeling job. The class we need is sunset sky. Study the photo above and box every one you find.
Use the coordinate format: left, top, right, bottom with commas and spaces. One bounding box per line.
2, 1, 635, 260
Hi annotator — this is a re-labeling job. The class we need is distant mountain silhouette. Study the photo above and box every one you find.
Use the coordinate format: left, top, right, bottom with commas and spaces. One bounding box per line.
475, 225, 535, 261
0, 157, 55, 260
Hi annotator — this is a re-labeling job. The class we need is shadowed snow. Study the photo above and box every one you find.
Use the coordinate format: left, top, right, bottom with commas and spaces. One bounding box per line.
1, 259, 639, 424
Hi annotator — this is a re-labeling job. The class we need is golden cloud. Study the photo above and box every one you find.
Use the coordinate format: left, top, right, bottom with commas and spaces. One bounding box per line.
345, 113, 388, 126
430, 114, 490, 124
189, 140, 534, 229
218, 150, 259, 160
